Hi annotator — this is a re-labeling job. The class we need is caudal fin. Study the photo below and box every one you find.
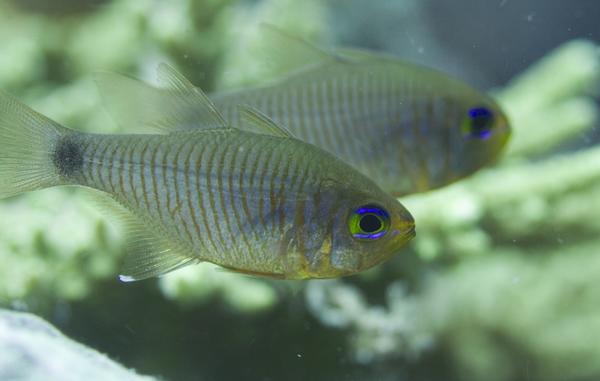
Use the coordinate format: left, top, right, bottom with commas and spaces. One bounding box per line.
0, 91, 69, 199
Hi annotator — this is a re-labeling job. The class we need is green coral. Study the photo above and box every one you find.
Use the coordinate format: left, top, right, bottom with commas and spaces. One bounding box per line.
0, 189, 120, 307
1, 2, 600, 380
307, 39, 600, 381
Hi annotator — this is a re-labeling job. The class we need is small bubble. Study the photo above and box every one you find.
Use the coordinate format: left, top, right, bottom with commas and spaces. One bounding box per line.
417, 47, 425, 54
526, 13, 535, 22
296, 353, 302, 358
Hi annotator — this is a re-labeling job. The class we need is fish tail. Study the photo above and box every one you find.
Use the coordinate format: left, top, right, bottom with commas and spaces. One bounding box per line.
0, 91, 74, 199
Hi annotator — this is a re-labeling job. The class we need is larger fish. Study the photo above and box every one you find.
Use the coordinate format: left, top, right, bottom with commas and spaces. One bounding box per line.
97, 27, 510, 196
0, 65, 415, 281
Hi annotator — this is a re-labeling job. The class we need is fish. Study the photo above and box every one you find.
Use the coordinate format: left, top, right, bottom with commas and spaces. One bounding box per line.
0, 64, 415, 281
96, 26, 511, 196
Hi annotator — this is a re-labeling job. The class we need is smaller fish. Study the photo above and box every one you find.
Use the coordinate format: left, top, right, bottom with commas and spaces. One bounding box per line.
96, 26, 511, 196
0, 65, 415, 281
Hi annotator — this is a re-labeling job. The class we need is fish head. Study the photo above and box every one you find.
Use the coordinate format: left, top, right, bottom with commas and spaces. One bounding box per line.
306, 180, 415, 278
451, 95, 511, 179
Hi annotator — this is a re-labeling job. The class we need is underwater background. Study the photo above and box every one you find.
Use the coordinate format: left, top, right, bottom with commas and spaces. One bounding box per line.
0, 0, 599, 380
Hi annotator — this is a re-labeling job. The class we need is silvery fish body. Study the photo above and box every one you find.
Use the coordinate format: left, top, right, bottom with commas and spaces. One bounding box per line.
97, 31, 510, 196
207, 30, 512, 196
212, 58, 510, 195
0, 65, 415, 281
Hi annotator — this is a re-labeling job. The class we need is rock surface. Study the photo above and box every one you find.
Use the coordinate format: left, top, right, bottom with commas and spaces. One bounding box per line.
0, 309, 155, 381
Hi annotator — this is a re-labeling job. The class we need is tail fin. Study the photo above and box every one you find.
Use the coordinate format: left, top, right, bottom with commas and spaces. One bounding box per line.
0, 91, 69, 199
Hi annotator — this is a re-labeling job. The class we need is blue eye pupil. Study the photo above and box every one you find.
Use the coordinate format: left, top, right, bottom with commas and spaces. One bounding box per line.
467, 107, 494, 139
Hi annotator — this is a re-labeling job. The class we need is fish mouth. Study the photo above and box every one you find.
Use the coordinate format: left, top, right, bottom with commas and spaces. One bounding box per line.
394, 208, 416, 240
402, 224, 416, 240
396, 222, 415, 243
386, 217, 415, 248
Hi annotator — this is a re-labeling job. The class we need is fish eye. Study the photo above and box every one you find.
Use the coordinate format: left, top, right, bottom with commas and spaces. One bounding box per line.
348, 204, 390, 240
463, 106, 495, 139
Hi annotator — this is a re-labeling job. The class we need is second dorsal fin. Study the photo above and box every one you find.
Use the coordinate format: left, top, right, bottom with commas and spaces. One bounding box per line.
257, 24, 346, 78
95, 63, 226, 133
238, 106, 295, 138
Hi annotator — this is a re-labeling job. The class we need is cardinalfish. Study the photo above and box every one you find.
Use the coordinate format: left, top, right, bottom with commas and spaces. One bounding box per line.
97, 26, 510, 196
0, 65, 415, 281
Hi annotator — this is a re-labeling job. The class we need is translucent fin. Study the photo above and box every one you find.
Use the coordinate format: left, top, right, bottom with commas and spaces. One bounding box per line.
94, 72, 168, 132
0, 90, 68, 199
94, 63, 226, 133
258, 23, 344, 78
335, 47, 386, 62
119, 232, 197, 282
87, 190, 198, 282
238, 106, 295, 138
155, 63, 227, 129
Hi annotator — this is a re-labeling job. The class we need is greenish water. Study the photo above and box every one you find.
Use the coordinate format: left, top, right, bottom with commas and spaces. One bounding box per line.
0, 1, 599, 380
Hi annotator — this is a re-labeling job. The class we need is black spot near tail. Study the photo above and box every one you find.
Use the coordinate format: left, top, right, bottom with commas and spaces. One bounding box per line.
52, 137, 83, 178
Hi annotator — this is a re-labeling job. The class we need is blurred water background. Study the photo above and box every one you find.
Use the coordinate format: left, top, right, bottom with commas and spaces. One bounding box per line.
0, 1, 599, 380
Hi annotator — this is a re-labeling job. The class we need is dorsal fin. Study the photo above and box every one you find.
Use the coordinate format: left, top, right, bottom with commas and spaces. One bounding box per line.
155, 63, 227, 127
335, 47, 385, 62
94, 63, 226, 133
238, 106, 295, 138
258, 23, 346, 78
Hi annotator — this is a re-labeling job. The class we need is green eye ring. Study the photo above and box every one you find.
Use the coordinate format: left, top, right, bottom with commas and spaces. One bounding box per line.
348, 204, 390, 240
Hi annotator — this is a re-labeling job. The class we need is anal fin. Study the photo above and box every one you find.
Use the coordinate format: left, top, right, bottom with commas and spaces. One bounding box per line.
85, 189, 198, 282
119, 230, 197, 282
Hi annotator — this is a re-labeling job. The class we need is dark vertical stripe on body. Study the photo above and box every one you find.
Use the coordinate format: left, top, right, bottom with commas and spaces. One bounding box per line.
238, 135, 261, 250
78, 139, 93, 185
257, 139, 277, 231
228, 135, 252, 255
275, 144, 293, 235
184, 142, 205, 252
205, 137, 227, 253
172, 141, 194, 244
139, 142, 151, 210
194, 138, 218, 255
292, 159, 311, 255
95, 138, 112, 192
128, 138, 140, 207
216, 137, 237, 255
150, 142, 164, 223
107, 141, 121, 195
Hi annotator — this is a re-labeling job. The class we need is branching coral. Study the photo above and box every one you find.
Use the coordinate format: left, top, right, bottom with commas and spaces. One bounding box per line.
1, 2, 600, 379
306, 39, 600, 381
